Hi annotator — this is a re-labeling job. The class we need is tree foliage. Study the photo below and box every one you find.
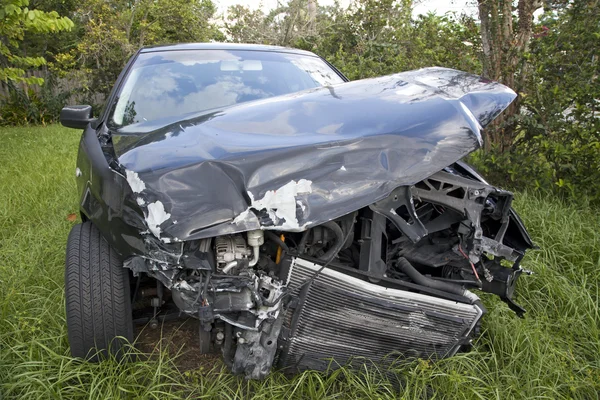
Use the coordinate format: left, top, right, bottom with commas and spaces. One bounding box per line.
52, 0, 224, 105
1, 0, 599, 202
476, 0, 543, 151
474, 0, 600, 200
224, 0, 481, 80
0, 0, 73, 85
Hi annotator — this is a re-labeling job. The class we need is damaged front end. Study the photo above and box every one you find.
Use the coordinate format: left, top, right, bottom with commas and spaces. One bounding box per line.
142, 162, 532, 379
76, 67, 534, 379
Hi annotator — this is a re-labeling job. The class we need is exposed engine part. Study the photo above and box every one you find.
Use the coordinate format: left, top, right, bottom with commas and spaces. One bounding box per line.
215, 235, 250, 265
479, 257, 532, 316
221, 260, 239, 274
171, 271, 286, 326
410, 170, 517, 264
265, 231, 289, 253
297, 220, 346, 261
231, 310, 284, 379
276, 257, 484, 372
247, 229, 264, 267
214, 230, 264, 272
319, 221, 345, 262
394, 257, 479, 302
358, 208, 388, 281
132, 164, 533, 380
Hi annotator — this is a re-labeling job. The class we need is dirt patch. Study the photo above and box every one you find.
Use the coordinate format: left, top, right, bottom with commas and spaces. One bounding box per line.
135, 317, 222, 372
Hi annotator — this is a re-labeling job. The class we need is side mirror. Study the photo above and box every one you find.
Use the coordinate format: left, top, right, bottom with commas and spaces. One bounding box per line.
60, 105, 96, 129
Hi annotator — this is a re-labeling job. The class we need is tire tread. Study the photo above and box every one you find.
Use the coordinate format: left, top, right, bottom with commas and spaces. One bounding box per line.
65, 221, 133, 361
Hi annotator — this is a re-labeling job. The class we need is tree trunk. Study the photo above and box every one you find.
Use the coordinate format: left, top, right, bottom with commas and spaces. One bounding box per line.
477, 0, 542, 152
307, 0, 317, 32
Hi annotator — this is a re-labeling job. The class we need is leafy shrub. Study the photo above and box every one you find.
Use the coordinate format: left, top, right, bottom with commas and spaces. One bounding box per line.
0, 76, 71, 126
469, 2, 600, 204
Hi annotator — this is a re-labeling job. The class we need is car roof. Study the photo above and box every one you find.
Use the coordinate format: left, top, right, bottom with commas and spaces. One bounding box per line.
139, 42, 319, 57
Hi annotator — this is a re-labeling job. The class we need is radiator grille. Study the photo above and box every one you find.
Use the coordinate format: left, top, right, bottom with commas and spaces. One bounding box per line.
279, 258, 483, 371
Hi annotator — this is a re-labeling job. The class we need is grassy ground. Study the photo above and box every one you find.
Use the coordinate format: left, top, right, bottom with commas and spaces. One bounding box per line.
0, 124, 599, 399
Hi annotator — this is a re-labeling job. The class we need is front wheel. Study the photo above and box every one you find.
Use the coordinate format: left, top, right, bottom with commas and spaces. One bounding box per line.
65, 221, 134, 361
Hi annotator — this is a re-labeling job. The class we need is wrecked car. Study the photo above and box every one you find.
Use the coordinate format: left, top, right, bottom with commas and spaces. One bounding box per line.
61, 43, 534, 379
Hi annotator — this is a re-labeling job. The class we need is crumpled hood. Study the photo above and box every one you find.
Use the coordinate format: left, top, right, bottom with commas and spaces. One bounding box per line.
113, 67, 516, 242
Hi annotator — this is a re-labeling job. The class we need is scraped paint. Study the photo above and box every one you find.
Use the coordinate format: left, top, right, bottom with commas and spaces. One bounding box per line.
232, 209, 252, 225
233, 179, 312, 230
126, 170, 146, 193
146, 201, 171, 238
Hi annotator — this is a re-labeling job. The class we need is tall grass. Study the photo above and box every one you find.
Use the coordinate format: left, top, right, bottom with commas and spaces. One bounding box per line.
0, 125, 598, 399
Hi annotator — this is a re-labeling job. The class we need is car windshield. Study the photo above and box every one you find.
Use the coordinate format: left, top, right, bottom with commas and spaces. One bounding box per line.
109, 49, 344, 128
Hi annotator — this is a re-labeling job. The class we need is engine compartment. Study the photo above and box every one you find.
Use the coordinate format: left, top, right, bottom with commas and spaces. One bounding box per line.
126, 163, 533, 379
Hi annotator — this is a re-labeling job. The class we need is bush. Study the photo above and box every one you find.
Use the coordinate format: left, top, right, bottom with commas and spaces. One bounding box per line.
469, 2, 600, 204
0, 77, 71, 126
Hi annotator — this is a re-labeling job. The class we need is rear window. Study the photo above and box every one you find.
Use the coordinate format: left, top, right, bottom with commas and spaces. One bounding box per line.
109, 49, 344, 128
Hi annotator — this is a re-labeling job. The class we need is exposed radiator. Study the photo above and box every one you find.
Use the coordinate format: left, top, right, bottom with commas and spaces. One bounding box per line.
277, 257, 484, 372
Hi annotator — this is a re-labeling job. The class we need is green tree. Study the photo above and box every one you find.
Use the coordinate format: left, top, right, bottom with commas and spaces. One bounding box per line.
476, 0, 543, 150
0, 0, 73, 85
470, 0, 600, 202
224, 0, 480, 81
52, 0, 223, 105
224, 0, 324, 46
519, 0, 600, 198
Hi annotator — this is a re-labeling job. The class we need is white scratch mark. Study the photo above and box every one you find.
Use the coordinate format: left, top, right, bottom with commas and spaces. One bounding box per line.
232, 208, 252, 225
339, 166, 347, 171
126, 170, 146, 193
146, 201, 171, 238
233, 179, 312, 230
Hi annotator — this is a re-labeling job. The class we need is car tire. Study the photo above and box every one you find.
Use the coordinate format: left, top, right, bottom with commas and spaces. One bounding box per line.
65, 221, 134, 361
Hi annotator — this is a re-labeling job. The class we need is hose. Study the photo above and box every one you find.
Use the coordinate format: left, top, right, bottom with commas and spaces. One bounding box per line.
298, 230, 310, 253
244, 283, 263, 307
431, 276, 482, 289
249, 246, 259, 267
319, 221, 345, 262
265, 230, 290, 253
221, 260, 238, 274
260, 287, 288, 307
395, 257, 479, 302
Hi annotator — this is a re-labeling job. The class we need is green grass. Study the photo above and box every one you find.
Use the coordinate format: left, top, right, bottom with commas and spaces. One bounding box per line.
1, 124, 599, 399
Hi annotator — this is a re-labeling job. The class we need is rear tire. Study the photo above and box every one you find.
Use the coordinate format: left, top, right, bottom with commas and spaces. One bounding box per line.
65, 221, 134, 361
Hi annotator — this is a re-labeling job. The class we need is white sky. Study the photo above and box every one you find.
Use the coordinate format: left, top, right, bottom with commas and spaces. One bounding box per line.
412, 0, 478, 17
215, 0, 479, 17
